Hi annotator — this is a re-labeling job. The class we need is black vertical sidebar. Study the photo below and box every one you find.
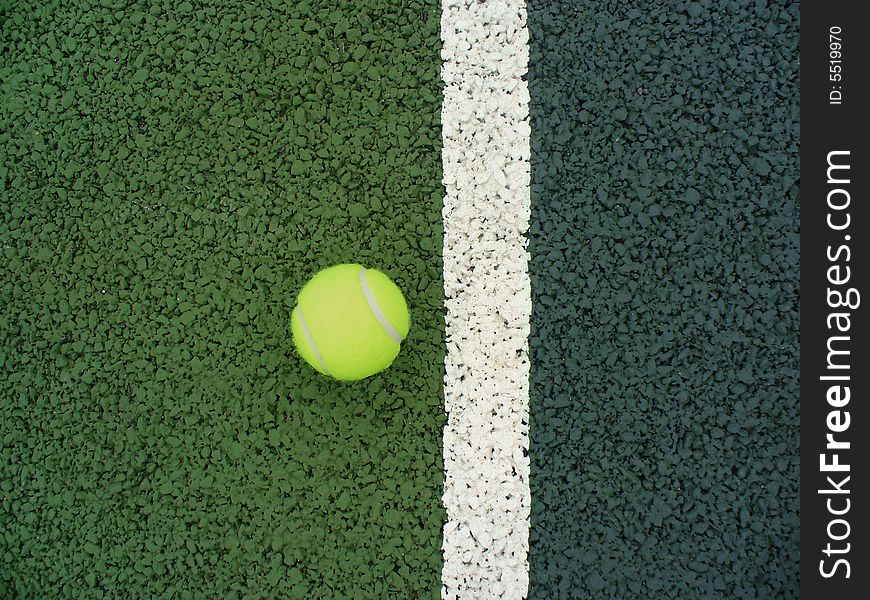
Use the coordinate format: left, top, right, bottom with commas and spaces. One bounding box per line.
801, 1, 868, 597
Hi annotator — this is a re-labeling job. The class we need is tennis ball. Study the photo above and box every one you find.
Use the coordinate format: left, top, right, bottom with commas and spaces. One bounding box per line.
291, 264, 410, 381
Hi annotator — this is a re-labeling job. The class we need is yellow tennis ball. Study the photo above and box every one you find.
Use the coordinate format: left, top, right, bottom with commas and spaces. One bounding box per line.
291, 264, 410, 381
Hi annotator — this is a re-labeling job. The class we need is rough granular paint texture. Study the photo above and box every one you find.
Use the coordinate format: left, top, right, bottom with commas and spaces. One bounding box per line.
0, 1, 445, 597
527, 1, 799, 598
440, 1, 531, 598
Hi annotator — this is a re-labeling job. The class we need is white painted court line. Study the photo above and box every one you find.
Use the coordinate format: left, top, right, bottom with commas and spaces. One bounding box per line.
441, 1, 531, 598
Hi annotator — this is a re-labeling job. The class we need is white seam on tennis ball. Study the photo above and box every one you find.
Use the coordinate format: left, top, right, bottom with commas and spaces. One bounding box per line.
295, 305, 333, 377
358, 268, 404, 345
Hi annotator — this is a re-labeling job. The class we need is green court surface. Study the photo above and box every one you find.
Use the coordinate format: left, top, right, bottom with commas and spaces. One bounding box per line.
527, 1, 800, 597
1, 1, 802, 598
1, 1, 445, 597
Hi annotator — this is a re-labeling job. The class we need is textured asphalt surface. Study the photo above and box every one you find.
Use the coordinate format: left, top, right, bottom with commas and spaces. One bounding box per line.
1, 1, 445, 597
526, 1, 800, 597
